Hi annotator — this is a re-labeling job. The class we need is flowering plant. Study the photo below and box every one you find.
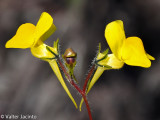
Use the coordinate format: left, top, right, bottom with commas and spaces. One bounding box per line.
5, 12, 154, 120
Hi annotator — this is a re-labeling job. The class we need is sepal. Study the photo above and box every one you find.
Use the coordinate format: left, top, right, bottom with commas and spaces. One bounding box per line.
49, 60, 78, 109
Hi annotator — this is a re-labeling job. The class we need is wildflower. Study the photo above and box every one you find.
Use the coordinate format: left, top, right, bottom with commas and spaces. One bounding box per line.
90, 20, 155, 91
105, 20, 155, 68
5, 12, 77, 108
79, 20, 155, 110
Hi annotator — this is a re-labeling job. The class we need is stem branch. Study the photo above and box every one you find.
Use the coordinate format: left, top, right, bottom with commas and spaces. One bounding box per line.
83, 65, 96, 92
57, 59, 93, 120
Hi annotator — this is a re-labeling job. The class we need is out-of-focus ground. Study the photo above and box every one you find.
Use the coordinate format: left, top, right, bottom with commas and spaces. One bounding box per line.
0, 0, 160, 120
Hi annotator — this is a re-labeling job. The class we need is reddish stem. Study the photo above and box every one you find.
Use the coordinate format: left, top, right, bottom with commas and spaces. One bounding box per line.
71, 81, 92, 120
81, 93, 93, 120
57, 59, 93, 120
57, 59, 72, 83
83, 65, 96, 92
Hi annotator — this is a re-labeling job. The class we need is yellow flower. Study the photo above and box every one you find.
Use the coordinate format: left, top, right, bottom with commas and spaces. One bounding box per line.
79, 20, 155, 111
5, 12, 55, 48
91, 20, 155, 90
5, 12, 57, 59
105, 20, 155, 68
5, 12, 77, 108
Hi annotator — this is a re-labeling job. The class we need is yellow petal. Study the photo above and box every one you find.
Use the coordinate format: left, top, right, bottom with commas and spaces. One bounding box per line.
87, 67, 105, 94
49, 60, 78, 109
121, 37, 151, 68
105, 20, 126, 59
146, 53, 155, 60
79, 98, 84, 111
5, 23, 36, 48
30, 42, 57, 59
33, 12, 56, 46
107, 54, 124, 69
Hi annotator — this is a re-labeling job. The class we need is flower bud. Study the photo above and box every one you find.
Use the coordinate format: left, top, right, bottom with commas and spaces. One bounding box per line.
63, 48, 77, 66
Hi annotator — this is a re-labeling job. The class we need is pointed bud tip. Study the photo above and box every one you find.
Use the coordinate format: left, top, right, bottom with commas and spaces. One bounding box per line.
63, 48, 77, 58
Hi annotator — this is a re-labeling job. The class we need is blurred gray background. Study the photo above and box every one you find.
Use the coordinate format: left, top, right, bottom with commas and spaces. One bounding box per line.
0, 0, 160, 120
